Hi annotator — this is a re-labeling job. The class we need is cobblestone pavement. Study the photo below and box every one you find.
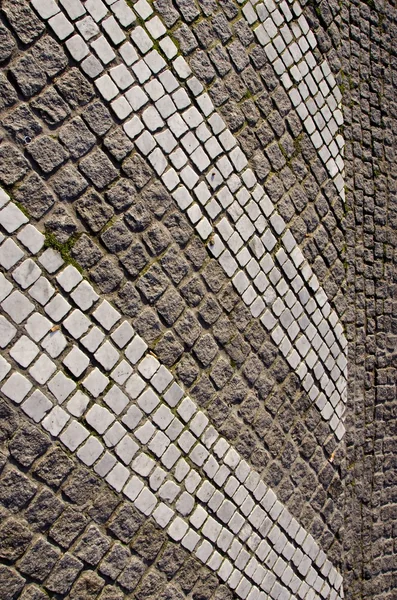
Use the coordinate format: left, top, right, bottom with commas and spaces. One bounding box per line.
0, 0, 395, 599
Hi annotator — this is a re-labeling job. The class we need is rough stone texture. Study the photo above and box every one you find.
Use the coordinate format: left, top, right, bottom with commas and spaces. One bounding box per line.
336, 1, 397, 598
0, 1, 394, 599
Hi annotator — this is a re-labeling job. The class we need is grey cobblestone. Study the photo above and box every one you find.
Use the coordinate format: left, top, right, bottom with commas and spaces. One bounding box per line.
0, 0, 389, 598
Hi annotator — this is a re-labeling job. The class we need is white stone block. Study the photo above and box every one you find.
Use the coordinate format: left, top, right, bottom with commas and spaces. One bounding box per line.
0, 316, 16, 348
2, 291, 34, 324
0, 239, 24, 270
83, 368, 109, 397
17, 225, 45, 254
10, 335, 39, 368
22, 390, 52, 423
31, 0, 60, 19
60, 419, 89, 450
134, 487, 157, 515
42, 406, 70, 436
106, 462, 130, 491
29, 355, 56, 386
45, 294, 71, 322
48, 12, 74, 40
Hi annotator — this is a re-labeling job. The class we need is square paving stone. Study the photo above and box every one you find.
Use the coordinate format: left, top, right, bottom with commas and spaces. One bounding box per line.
76, 191, 114, 233
59, 117, 96, 158
2, 290, 34, 324
1, 372, 32, 403
41, 329, 68, 358
10, 335, 39, 368
79, 149, 118, 189
45, 294, 71, 322
27, 136, 68, 174
30, 87, 71, 126
12, 259, 41, 289
2, 104, 43, 144
10, 54, 46, 98
55, 67, 94, 108
51, 164, 88, 201
48, 372, 77, 403
0, 239, 24, 270
14, 172, 55, 219
17, 224, 45, 254
0, 144, 30, 186
82, 101, 113, 136
29, 354, 56, 385
31, 35, 68, 78
22, 390, 53, 422
24, 312, 52, 342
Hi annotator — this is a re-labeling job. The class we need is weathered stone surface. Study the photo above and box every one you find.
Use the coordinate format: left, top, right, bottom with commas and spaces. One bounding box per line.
2, 105, 42, 145
14, 173, 55, 219
99, 586, 124, 600
105, 179, 136, 211
9, 423, 50, 468
0, 518, 33, 560
122, 153, 153, 189
104, 129, 133, 162
27, 136, 68, 174
124, 201, 151, 232
79, 149, 118, 189
89, 490, 120, 525
50, 165, 88, 201
114, 281, 142, 318
101, 220, 132, 253
30, 88, 70, 126
99, 543, 130, 579
9, 55, 46, 98
18, 539, 59, 581
107, 505, 143, 544
0, 21, 16, 62
0, 399, 18, 443
157, 289, 184, 326
19, 584, 49, 600
0, 144, 30, 185
74, 525, 111, 566
59, 117, 96, 159
76, 191, 114, 233
56, 68, 94, 108
71, 234, 103, 269
25, 488, 63, 532
31, 36, 68, 78
154, 331, 184, 366
137, 265, 168, 304
50, 507, 87, 549
120, 242, 148, 277
2, 0, 44, 44
141, 183, 172, 218
0, 73, 17, 111
62, 468, 100, 506
0, 565, 25, 599
69, 571, 105, 600
190, 50, 216, 84
45, 554, 83, 595
117, 556, 145, 592
91, 257, 124, 293
132, 308, 162, 342
45, 205, 78, 243
82, 102, 113, 136
0, 470, 37, 512
32, 447, 73, 489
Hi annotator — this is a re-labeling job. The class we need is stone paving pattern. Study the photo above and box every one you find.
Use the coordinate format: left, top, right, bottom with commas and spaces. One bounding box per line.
0, 0, 395, 599
337, 1, 397, 599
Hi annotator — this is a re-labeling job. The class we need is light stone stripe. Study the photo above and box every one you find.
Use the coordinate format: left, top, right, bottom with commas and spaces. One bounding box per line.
246, 0, 345, 187
0, 186, 343, 600
29, 0, 347, 438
